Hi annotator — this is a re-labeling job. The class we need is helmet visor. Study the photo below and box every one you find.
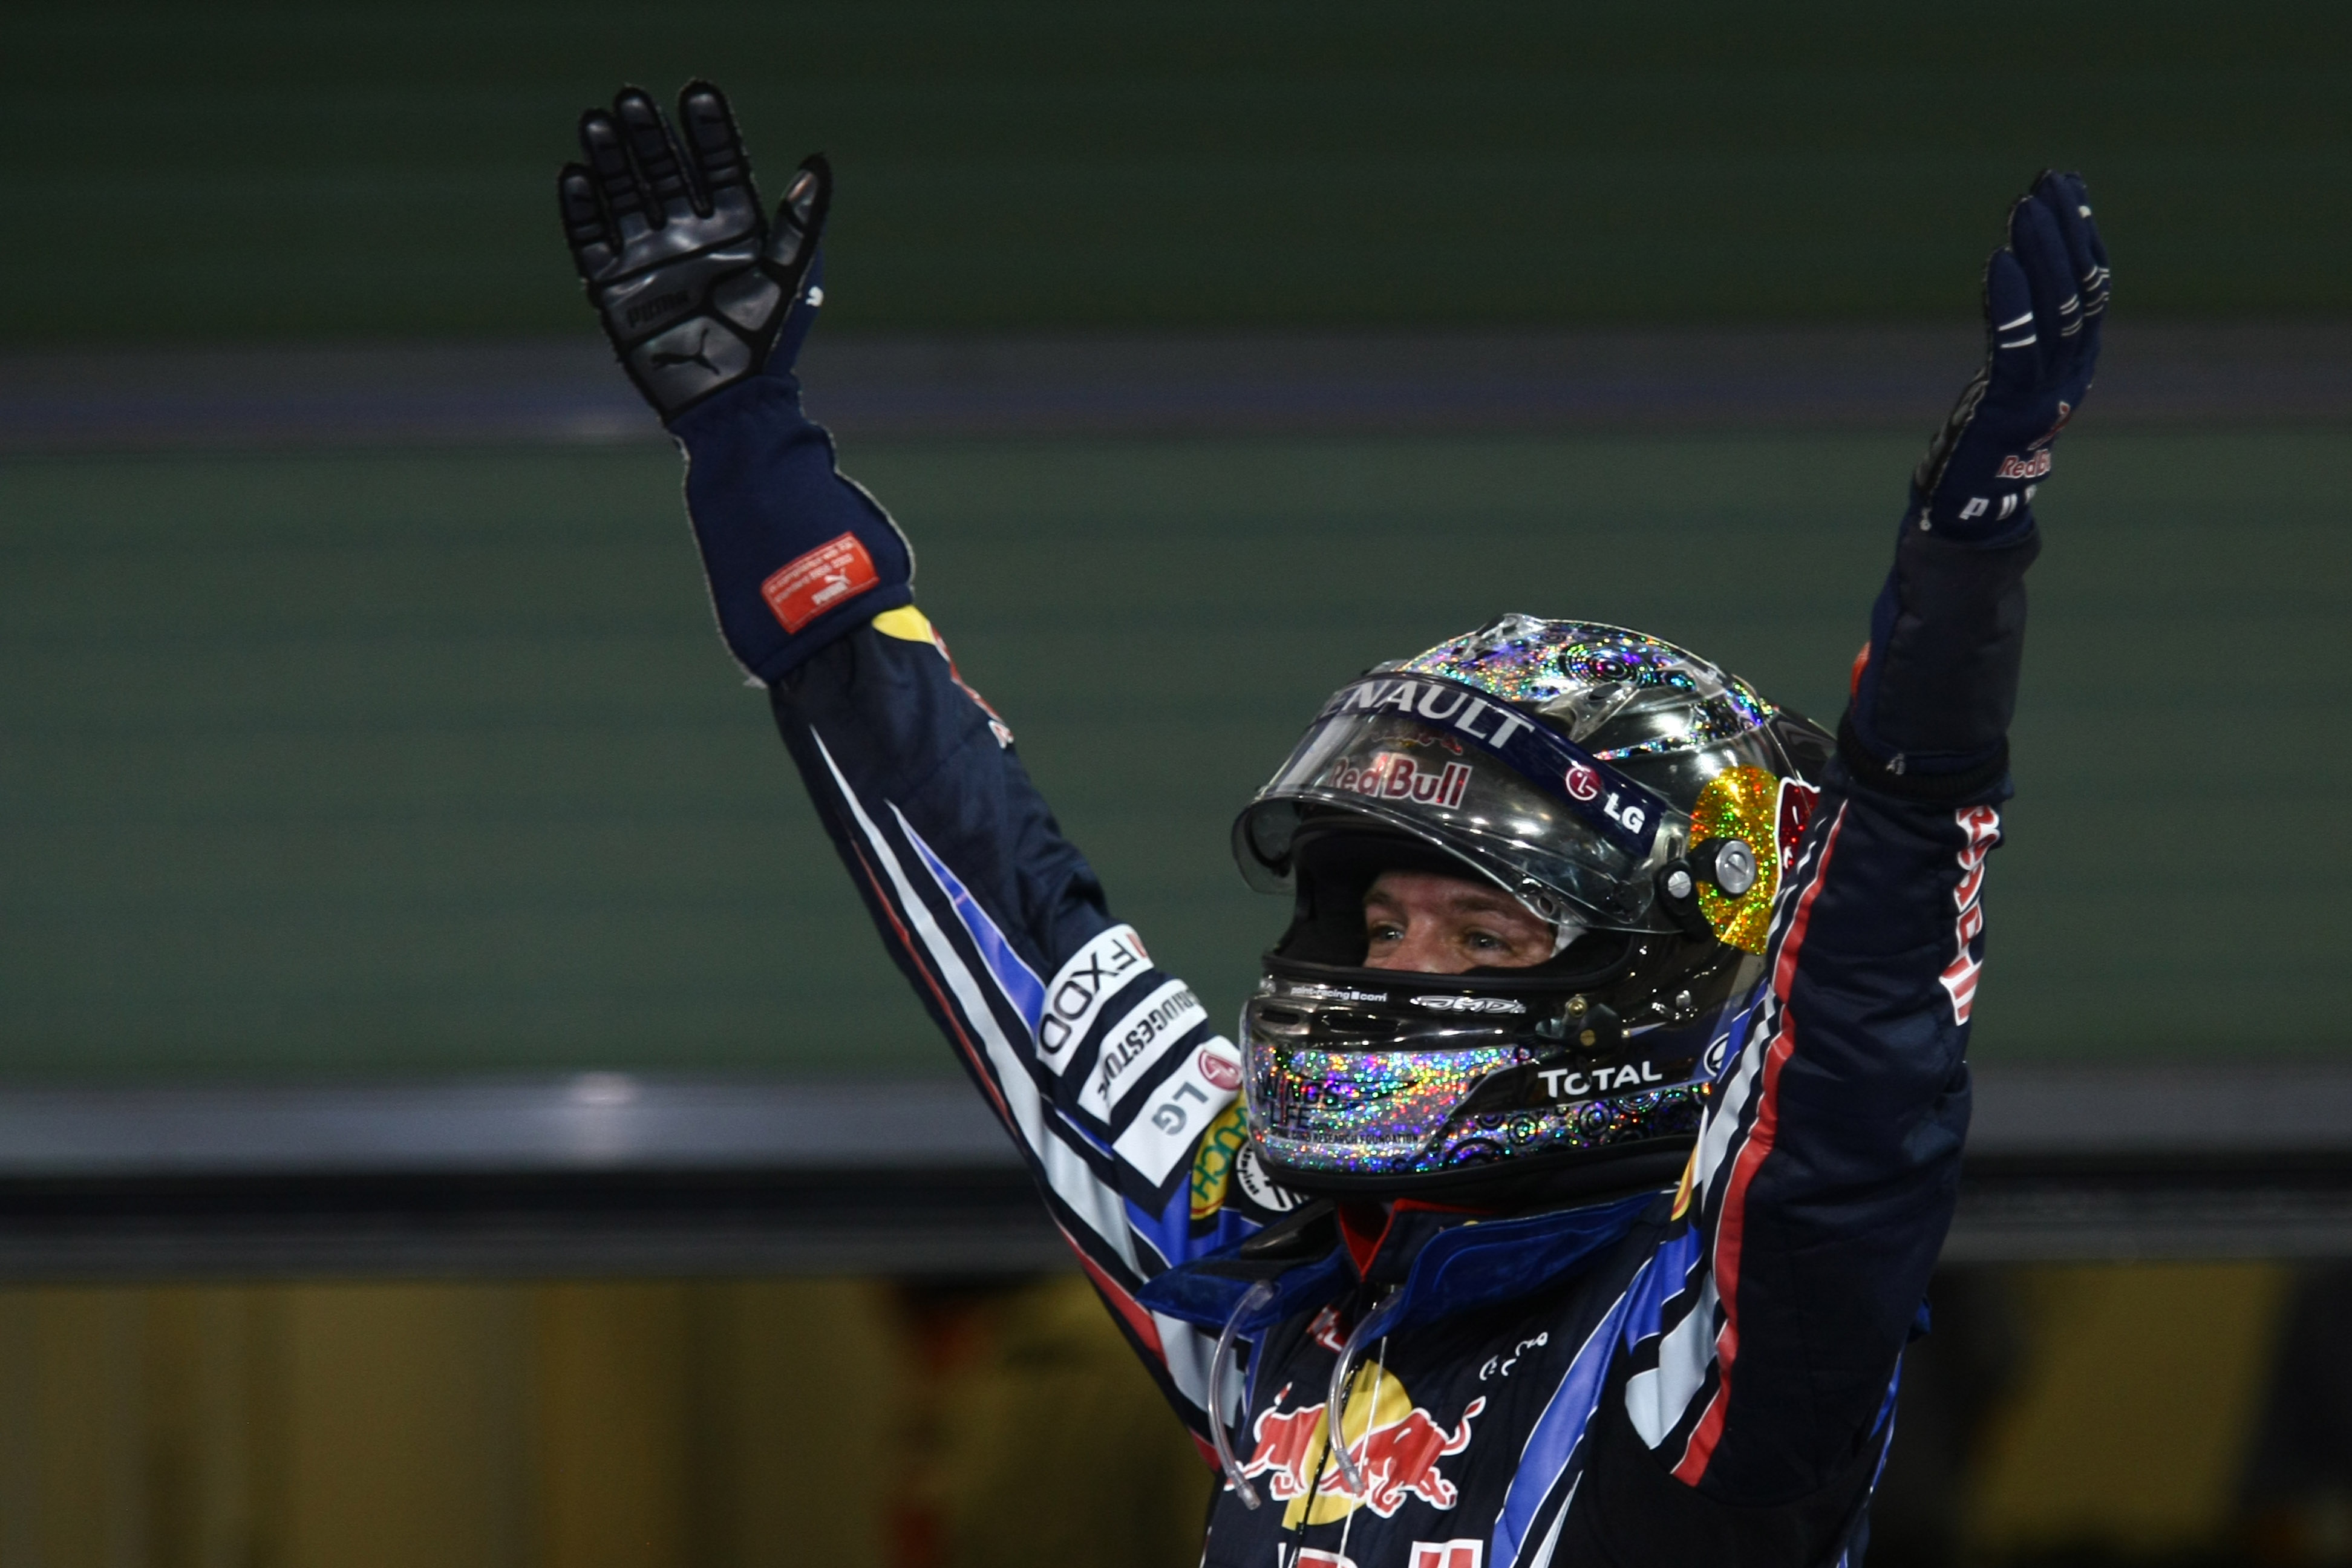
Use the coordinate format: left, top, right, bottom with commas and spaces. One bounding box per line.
1238, 703, 1681, 930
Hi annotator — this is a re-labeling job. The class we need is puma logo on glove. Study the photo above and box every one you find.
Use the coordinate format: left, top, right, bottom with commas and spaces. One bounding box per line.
557, 82, 829, 420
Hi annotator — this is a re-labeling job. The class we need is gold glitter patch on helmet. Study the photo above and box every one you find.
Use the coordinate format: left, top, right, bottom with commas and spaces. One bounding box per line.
1691, 766, 1785, 954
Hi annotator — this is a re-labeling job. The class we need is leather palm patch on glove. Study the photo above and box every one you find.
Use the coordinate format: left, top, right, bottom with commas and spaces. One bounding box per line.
558, 82, 829, 420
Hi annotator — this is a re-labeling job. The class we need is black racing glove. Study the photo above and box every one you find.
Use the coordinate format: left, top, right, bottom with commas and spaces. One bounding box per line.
558, 82, 829, 421
556, 82, 912, 683
1845, 172, 2110, 793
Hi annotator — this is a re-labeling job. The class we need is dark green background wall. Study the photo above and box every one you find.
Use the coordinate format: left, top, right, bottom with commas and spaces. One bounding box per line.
5, 430, 2342, 1077
5, 0, 2350, 339
4, 2, 2347, 1079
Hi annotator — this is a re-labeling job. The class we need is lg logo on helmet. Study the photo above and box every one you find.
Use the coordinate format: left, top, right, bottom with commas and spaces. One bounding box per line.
1564, 762, 1647, 834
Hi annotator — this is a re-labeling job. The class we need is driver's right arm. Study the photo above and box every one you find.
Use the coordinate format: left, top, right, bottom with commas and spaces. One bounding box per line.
704, 370, 1268, 1456
557, 81, 1270, 1452
778, 587, 1250, 1431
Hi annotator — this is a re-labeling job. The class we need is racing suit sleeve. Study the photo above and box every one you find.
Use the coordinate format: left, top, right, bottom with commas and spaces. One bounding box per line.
559, 83, 1251, 1452
1567, 174, 2105, 1566
680, 379, 1266, 1455
1570, 602, 2022, 1558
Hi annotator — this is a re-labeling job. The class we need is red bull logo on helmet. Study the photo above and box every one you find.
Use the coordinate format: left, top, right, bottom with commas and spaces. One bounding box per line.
1238, 1370, 1486, 1526
1327, 753, 1472, 810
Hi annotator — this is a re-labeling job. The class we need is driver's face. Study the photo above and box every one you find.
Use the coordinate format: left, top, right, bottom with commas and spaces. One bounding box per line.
1361, 870, 1554, 974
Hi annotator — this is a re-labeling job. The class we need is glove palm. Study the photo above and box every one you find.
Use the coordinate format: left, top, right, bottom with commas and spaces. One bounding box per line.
558, 83, 828, 420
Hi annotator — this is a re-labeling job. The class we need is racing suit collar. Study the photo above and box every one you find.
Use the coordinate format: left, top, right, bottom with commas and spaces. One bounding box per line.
1338, 1198, 1489, 1283
1138, 1189, 1664, 1339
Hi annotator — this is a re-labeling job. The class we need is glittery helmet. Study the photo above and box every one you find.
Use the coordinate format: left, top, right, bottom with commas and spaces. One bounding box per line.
1231, 615, 1832, 1196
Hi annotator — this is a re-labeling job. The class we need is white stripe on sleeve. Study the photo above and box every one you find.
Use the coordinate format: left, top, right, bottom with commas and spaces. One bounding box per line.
811, 733, 1138, 1272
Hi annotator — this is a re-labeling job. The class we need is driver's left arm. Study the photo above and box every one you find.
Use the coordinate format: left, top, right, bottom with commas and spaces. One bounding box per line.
1562, 172, 2108, 1567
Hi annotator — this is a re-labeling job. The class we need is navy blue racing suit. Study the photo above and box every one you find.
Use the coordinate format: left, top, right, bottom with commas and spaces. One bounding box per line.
671, 358, 2035, 1567
558, 86, 2096, 1568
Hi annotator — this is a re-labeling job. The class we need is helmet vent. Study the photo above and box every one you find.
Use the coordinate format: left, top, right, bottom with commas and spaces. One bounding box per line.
1539, 682, 1638, 743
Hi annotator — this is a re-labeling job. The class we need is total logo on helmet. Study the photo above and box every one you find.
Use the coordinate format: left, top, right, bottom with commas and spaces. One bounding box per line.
1240, 1367, 1485, 1526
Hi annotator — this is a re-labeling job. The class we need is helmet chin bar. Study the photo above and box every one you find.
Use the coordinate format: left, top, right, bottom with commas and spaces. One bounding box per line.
1264, 1133, 1699, 1204
1240, 939, 1759, 1195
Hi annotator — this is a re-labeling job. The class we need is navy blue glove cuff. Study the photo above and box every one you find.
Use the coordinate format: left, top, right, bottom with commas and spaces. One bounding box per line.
1835, 711, 2011, 805
1849, 521, 2039, 774
669, 371, 915, 684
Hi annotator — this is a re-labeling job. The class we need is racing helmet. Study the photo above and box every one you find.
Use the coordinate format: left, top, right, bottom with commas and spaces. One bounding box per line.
1232, 615, 1832, 1197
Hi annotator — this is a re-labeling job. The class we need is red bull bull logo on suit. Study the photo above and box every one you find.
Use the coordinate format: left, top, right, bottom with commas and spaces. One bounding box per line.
1238, 1367, 1485, 1526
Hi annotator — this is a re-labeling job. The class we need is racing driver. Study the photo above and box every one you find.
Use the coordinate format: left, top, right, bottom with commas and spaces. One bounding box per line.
558, 80, 2106, 1568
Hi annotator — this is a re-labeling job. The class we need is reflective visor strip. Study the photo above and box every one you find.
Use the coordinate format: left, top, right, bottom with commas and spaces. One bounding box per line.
802, 731, 1224, 1447
1313, 673, 1672, 858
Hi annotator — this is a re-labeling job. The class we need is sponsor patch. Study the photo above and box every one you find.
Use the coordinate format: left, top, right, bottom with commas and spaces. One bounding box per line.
1411, 1543, 1485, 1568
1036, 926, 1151, 1071
1290, 984, 1391, 1004
1777, 778, 1820, 859
1316, 674, 1666, 855
1939, 805, 2002, 1024
869, 605, 935, 644
1537, 1061, 1665, 1099
1703, 1033, 1731, 1079
1670, 1142, 1700, 1221
1112, 1037, 1241, 1184
1411, 994, 1524, 1014
1328, 753, 1471, 809
1077, 979, 1207, 1119
1233, 1143, 1302, 1215
1241, 1368, 1486, 1526
1476, 1333, 1547, 1383
760, 532, 880, 632
868, 605, 1013, 748
1188, 1102, 1249, 1220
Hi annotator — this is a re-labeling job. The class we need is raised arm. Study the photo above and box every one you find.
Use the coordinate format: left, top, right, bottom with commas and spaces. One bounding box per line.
1573, 174, 2109, 1563
558, 82, 1290, 1452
